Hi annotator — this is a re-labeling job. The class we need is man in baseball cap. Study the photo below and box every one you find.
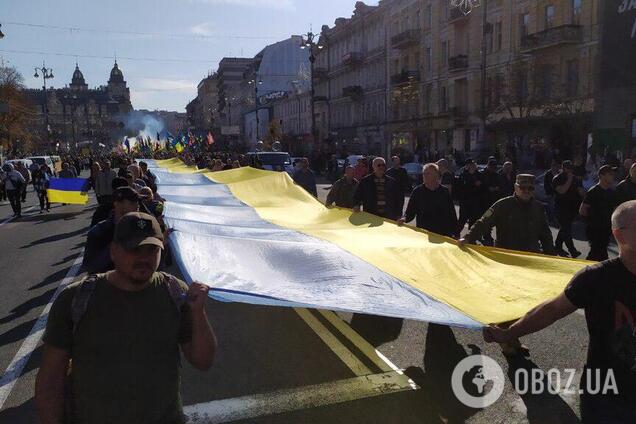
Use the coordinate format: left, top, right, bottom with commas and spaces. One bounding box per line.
580, 164, 619, 261
113, 212, 164, 251
37, 211, 217, 424
460, 172, 555, 357
83, 187, 140, 274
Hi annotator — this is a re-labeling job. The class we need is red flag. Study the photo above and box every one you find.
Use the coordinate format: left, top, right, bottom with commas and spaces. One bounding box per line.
207, 131, 215, 145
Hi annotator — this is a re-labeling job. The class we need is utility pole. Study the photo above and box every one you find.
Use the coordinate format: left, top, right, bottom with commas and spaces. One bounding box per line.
300, 30, 324, 153
34, 63, 54, 153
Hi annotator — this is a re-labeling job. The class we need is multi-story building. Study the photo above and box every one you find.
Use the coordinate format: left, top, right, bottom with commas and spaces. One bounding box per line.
241, 36, 310, 149
271, 90, 312, 154
316, 2, 388, 156
24, 62, 133, 150
312, 0, 602, 163
217, 57, 254, 137
185, 73, 221, 134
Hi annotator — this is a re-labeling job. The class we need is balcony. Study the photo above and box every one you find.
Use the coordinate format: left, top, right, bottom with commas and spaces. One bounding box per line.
342, 52, 364, 67
313, 67, 328, 81
390, 70, 421, 85
391, 29, 420, 49
449, 106, 468, 122
521, 25, 583, 53
449, 7, 469, 23
449, 55, 469, 72
343, 85, 363, 100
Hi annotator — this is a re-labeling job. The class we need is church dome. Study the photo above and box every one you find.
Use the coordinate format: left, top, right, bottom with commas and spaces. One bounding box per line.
71, 64, 86, 86
109, 61, 125, 84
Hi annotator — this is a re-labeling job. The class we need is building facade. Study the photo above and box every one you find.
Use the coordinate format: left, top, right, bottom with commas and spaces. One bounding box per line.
271, 90, 312, 154
311, 0, 600, 163
217, 57, 254, 139
316, 2, 388, 156
241, 36, 310, 149
25, 62, 133, 150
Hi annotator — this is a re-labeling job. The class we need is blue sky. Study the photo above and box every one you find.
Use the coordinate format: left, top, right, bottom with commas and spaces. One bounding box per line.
1, 0, 378, 112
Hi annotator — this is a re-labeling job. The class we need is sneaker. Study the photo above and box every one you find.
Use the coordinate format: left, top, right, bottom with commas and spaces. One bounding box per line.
569, 250, 582, 259
555, 248, 569, 258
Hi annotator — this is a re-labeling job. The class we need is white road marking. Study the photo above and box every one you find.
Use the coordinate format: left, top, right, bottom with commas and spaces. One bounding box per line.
294, 308, 372, 376
184, 371, 414, 424
318, 310, 418, 390
0, 254, 83, 410
0, 206, 35, 227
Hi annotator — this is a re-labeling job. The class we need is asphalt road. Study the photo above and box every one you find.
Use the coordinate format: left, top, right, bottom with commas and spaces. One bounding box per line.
0, 180, 615, 424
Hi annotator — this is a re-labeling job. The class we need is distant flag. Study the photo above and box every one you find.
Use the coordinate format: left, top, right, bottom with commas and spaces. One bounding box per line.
207, 131, 216, 145
175, 142, 184, 153
124, 137, 131, 154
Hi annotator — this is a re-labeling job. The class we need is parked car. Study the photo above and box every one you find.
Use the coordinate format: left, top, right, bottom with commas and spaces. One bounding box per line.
4, 159, 34, 170
28, 156, 56, 176
246, 152, 293, 174
403, 162, 423, 188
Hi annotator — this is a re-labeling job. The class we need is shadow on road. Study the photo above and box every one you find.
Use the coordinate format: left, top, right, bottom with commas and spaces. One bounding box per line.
0, 287, 57, 326
403, 324, 479, 424
28, 266, 73, 291
52, 253, 81, 267
349, 313, 403, 347
19, 211, 86, 225
506, 357, 580, 424
21, 227, 88, 249
0, 318, 38, 347
0, 398, 36, 423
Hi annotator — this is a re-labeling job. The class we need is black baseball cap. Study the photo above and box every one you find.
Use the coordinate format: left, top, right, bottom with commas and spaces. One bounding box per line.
113, 212, 164, 250
113, 186, 139, 203
598, 165, 618, 176
111, 177, 128, 191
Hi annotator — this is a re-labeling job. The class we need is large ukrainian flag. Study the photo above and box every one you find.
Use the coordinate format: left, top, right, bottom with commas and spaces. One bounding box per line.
147, 158, 590, 328
47, 178, 90, 205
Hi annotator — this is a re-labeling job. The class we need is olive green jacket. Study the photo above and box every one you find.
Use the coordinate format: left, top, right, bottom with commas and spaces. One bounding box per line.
465, 196, 555, 255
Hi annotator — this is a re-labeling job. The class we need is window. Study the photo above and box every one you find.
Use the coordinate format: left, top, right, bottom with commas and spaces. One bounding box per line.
440, 86, 448, 112
494, 74, 503, 106
519, 13, 530, 40
566, 59, 579, 97
538, 65, 555, 99
426, 47, 432, 72
485, 24, 493, 54
495, 21, 503, 51
441, 41, 449, 67
426, 4, 432, 28
545, 5, 555, 29
572, 0, 582, 25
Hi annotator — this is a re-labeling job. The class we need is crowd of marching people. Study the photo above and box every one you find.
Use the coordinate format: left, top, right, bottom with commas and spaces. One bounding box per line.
1, 145, 634, 422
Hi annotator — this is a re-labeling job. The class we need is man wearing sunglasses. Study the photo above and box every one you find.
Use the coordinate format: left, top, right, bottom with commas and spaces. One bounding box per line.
459, 174, 555, 255
353, 157, 402, 220
459, 174, 556, 357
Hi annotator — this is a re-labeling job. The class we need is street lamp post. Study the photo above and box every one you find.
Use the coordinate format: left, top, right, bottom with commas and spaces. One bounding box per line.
300, 30, 324, 152
34, 63, 54, 152
249, 78, 263, 143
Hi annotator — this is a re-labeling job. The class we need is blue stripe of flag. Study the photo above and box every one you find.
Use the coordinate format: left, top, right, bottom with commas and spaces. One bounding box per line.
49, 178, 90, 192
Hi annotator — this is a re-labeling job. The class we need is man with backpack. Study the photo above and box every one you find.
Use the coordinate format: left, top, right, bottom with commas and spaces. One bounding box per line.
35, 212, 217, 424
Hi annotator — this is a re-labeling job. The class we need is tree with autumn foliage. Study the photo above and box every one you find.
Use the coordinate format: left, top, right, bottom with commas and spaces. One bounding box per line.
0, 65, 36, 156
